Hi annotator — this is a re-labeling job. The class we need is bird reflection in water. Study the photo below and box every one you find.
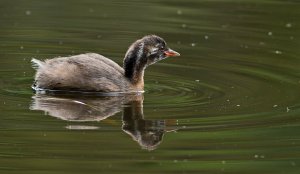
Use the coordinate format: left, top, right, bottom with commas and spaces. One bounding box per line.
30, 92, 176, 150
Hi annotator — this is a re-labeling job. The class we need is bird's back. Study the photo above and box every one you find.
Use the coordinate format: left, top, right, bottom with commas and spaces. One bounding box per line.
32, 53, 131, 92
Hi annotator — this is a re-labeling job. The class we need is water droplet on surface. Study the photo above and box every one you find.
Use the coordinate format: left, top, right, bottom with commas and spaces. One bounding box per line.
268, 31, 273, 36
285, 23, 292, 28
275, 50, 282, 54
291, 161, 296, 166
25, 10, 31, 15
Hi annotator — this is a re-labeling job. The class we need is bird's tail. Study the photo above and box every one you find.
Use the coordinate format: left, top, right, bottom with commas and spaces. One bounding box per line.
31, 58, 44, 70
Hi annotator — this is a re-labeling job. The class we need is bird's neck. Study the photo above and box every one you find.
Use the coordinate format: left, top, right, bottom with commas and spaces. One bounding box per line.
123, 49, 147, 90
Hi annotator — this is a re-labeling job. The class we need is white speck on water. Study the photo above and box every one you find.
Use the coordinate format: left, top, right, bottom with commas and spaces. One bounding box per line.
89, 8, 94, 13
285, 23, 292, 28
191, 43, 196, 47
43, 133, 47, 137
204, 35, 209, 40
236, 104, 240, 107
222, 161, 226, 164
173, 160, 178, 163
291, 161, 296, 166
275, 50, 282, 54
20, 46, 24, 50
182, 24, 187, 28
226, 99, 230, 102
268, 31, 273, 36
254, 154, 259, 158
273, 104, 278, 108
177, 10, 182, 15
25, 10, 31, 15
195, 80, 200, 82
3, 101, 5, 105
287, 107, 290, 112
182, 126, 187, 129
259, 42, 265, 45
260, 155, 265, 158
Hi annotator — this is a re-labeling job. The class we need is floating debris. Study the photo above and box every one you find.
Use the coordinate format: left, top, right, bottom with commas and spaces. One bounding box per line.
89, 8, 94, 13
25, 10, 31, 15
236, 104, 240, 107
285, 23, 292, 28
268, 31, 273, 36
191, 43, 196, 47
291, 161, 296, 166
287, 107, 290, 112
195, 79, 200, 82
273, 104, 278, 108
204, 35, 209, 40
20, 46, 24, 50
275, 50, 282, 54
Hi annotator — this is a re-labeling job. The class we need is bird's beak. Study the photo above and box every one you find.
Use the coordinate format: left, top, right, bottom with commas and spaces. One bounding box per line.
164, 48, 180, 57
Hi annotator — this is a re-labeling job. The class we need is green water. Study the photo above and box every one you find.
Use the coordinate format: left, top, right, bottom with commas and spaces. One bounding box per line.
1, 0, 300, 173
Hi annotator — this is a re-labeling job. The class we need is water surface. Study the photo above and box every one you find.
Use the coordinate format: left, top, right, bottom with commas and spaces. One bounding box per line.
0, 0, 300, 173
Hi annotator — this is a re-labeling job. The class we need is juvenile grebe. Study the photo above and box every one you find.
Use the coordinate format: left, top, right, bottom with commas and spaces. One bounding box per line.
31, 35, 180, 92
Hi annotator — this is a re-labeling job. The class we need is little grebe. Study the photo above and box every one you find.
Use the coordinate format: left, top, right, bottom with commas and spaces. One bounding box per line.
31, 35, 180, 92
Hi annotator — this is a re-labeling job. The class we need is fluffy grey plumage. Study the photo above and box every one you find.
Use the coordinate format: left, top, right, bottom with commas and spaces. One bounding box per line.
32, 35, 180, 92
